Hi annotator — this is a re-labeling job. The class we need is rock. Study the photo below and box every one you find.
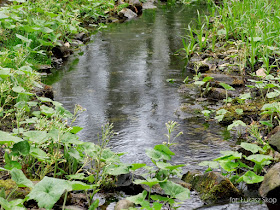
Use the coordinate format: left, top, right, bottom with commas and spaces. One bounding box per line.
259, 163, 280, 209
256, 68, 267, 77
182, 171, 241, 204
201, 73, 244, 87
74, 32, 90, 43
141, 183, 166, 195
51, 57, 63, 67
52, 44, 73, 59
267, 131, 280, 152
203, 87, 229, 101
71, 40, 84, 47
115, 173, 145, 195
34, 84, 54, 100
37, 64, 52, 73
114, 199, 134, 210
118, 8, 138, 20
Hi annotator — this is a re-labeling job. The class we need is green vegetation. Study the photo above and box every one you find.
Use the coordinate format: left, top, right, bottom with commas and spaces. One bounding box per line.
0, 0, 191, 209
180, 0, 280, 195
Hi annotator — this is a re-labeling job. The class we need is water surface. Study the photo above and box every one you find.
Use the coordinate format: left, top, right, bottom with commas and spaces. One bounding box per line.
46, 3, 230, 171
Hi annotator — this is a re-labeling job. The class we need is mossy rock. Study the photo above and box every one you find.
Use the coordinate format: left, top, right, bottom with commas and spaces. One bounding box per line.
219, 103, 262, 125
0, 179, 30, 199
182, 171, 241, 204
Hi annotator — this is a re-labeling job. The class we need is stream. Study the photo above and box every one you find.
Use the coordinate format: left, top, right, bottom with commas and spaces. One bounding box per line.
44, 3, 267, 210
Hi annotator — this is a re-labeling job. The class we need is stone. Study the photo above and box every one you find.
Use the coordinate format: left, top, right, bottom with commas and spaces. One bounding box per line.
256, 68, 267, 77
34, 84, 54, 100
118, 8, 138, 20
182, 171, 241, 204
259, 163, 280, 209
204, 87, 229, 101
52, 45, 73, 59
201, 73, 244, 87
114, 199, 134, 210
268, 131, 280, 153
115, 173, 145, 195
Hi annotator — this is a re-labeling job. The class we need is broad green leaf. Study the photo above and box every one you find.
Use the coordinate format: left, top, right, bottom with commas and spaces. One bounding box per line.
0, 11, 9, 19
70, 126, 83, 134
267, 91, 280, 98
16, 34, 32, 43
41, 27, 53, 33
40, 105, 55, 117
12, 86, 25, 93
216, 109, 228, 115
5, 161, 22, 170
159, 180, 190, 201
146, 148, 171, 161
37, 97, 53, 102
12, 140, 30, 156
23, 131, 48, 144
106, 164, 129, 176
154, 144, 175, 156
66, 173, 86, 180
203, 76, 213, 82
69, 181, 96, 191
133, 178, 160, 188
235, 109, 243, 115
126, 191, 149, 207
151, 194, 169, 201
101, 148, 120, 163
220, 82, 235, 91
89, 199, 99, 210
219, 161, 239, 172
214, 114, 224, 122
240, 142, 264, 154
11, 168, 34, 188
27, 177, 72, 210
239, 93, 251, 100
0, 131, 23, 144
30, 147, 48, 161
38, 39, 54, 46
240, 171, 264, 184
0, 69, 11, 79
130, 163, 146, 171
246, 154, 273, 165
227, 120, 246, 130
219, 151, 242, 159
68, 148, 83, 162
152, 202, 163, 210
156, 162, 184, 171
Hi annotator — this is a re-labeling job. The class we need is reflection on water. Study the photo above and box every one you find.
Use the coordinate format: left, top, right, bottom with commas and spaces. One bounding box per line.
45, 4, 231, 170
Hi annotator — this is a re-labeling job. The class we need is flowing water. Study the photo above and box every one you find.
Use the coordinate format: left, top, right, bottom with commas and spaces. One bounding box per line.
44, 3, 267, 209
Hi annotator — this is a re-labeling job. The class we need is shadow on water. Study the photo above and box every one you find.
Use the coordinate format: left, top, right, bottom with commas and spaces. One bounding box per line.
45, 3, 231, 171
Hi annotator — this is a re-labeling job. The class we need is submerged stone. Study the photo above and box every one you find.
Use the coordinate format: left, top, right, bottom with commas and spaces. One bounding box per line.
182, 171, 241, 204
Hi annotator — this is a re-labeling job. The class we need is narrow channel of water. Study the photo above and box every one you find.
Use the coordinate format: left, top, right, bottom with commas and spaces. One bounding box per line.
45, 3, 231, 171
44, 3, 270, 209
